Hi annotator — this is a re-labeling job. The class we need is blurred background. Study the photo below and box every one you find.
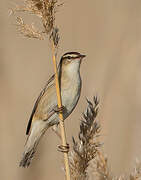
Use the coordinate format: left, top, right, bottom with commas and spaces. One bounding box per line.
1, 0, 141, 179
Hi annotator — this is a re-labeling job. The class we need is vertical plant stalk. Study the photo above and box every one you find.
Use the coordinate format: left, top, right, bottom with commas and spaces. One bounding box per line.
12, 1, 71, 178
51, 41, 71, 180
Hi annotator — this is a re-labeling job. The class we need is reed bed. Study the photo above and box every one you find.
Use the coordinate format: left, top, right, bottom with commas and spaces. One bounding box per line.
11, 1, 141, 179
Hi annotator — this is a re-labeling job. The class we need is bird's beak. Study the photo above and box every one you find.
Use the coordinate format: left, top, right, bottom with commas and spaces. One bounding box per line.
80, 54, 86, 59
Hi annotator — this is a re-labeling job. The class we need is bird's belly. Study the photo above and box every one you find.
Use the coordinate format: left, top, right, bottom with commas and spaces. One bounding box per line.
47, 85, 80, 127
44, 75, 81, 126
61, 83, 81, 118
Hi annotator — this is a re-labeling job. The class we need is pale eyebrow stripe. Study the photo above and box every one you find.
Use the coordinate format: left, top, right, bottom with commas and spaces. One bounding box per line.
63, 54, 81, 59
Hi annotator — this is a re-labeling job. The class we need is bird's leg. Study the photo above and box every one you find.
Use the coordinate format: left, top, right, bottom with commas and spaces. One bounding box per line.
52, 124, 61, 140
45, 105, 70, 152
52, 125, 69, 152
43, 111, 55, 121
52, 106, 70, 152
44, 105, 66, 122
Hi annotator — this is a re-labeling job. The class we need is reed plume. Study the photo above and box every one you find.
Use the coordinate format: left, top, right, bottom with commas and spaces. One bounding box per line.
69, 97, 101, 179
69, 97, 141, 180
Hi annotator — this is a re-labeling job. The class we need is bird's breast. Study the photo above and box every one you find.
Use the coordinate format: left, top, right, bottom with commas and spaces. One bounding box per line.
61, 74, 81, 117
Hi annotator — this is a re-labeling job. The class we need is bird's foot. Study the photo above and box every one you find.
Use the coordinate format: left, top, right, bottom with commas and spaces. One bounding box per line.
53, 105, 65, 113
58, 143, 70, 153
52, 125, 69, 152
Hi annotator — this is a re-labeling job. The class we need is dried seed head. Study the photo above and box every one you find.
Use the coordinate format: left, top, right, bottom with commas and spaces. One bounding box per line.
12, 0, 63, 41
69, 96, 101, 180
16, 17, 44, 40
50, 27, 60, 47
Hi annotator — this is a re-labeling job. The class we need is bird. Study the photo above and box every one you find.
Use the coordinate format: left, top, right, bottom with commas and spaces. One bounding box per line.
19, 51, 86, 167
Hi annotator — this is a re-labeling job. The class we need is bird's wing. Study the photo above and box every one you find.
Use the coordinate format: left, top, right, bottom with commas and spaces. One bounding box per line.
26, 74, 55, 135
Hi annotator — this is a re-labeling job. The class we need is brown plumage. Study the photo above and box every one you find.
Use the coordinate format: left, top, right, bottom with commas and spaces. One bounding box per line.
19, 52, 86, 167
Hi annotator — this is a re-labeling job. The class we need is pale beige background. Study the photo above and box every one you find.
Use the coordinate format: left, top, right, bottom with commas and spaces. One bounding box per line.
1, 0, 141, 179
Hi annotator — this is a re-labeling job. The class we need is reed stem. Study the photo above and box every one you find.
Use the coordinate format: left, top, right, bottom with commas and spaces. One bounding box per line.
51, 42, 71, 180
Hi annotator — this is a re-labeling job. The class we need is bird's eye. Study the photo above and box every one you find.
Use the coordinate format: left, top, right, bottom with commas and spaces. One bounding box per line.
67, 56, 71, 59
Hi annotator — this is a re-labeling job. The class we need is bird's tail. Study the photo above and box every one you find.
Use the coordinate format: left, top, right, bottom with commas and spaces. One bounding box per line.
19, 121, 48, 168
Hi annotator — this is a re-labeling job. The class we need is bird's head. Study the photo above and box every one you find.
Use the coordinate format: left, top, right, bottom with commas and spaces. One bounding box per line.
59, 52, 86, 74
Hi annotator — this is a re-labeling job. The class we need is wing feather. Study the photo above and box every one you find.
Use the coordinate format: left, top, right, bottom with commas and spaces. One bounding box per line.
26, 74, 55, 135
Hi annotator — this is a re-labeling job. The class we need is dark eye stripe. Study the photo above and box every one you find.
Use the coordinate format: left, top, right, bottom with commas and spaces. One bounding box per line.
63, 55, 81, 59
63, 52, 81, 57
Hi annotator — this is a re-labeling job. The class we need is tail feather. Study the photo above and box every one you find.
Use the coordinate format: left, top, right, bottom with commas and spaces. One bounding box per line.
19, 121, 48, 167
19, 147, 36, 167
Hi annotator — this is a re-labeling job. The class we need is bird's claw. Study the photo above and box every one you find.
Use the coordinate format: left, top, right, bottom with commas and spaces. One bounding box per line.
53, 105, 65, 113
57, 143, 70, 153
